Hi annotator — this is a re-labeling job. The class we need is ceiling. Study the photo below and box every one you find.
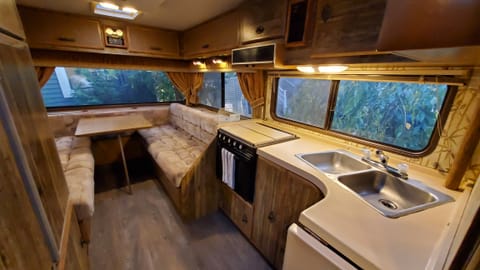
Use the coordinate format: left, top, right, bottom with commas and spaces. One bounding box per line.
16, 0, 245, 31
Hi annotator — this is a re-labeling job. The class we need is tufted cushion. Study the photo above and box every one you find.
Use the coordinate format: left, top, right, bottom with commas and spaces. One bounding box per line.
54, 136, 95, 220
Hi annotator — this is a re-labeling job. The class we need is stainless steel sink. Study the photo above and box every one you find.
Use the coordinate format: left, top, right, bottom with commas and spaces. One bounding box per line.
337, 170, 454, 218
297, 151, 371, 175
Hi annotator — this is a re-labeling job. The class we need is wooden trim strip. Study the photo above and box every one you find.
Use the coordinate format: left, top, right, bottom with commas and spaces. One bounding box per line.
57, 199, 74, 270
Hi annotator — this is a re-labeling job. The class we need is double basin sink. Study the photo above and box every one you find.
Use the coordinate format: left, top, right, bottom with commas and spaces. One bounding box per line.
297, 151, 454, 218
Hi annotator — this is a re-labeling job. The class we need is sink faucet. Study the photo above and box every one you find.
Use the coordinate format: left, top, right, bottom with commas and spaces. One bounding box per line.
361, 149, 409, 180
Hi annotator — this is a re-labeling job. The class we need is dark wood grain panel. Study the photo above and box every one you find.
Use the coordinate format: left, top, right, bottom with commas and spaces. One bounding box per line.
311, 0, 386, 55
252, 157, 286, 265
252, 157, 323, 269
0, 41, 68, 246
219, 183, 254, 238
63, 212, 89, 270
0, 113, 51, 270
239, 0, 287, 44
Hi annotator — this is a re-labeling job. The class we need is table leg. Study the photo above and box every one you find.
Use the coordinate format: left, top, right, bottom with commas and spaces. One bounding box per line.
117, 134, 132, 194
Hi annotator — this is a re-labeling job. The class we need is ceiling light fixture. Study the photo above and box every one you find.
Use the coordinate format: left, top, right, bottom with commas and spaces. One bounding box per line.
92, 2, 140, 20
193, 60, 206, 67
212, 59, 225, 64
318, 65, 348, 73
296, 66, 316, 73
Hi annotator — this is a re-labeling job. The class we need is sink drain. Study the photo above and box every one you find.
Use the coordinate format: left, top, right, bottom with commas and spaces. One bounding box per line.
379, 199, 398, 210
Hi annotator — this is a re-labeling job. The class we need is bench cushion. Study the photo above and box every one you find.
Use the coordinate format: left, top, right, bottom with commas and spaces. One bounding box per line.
139, 125, 206, 187
55, 136, 95, 220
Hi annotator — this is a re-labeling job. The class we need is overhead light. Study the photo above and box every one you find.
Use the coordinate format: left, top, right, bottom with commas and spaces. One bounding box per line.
92, 2, 140, 20
122, 7, 138, 14
296, 66, 316, 73
193, 60, 206, 68
105, 27, 123, 37
212, 58, 225, 64
318, 65, 348, 73
98, 2, 119, 10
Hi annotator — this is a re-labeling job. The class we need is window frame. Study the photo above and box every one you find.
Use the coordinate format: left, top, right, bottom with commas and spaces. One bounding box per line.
271, 77, 457, 157
42, 67, 186, 111
198, 72, 252, 118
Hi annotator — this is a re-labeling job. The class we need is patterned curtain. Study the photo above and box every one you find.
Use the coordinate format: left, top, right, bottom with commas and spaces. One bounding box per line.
166, 72, 204, 105
236, 71, 265, 118
35, 66, 55, 88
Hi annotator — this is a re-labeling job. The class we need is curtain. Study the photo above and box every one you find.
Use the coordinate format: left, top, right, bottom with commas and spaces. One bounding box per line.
237, 71, 265, 118
35, 66, 55, 88
166, 72, 204, 105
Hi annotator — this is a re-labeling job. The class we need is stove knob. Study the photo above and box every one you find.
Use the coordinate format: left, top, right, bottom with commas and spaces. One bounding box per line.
228, 138, 231, 143
218, 134, 221, 138
239, 144, 243, 150
233, 142, 237, 146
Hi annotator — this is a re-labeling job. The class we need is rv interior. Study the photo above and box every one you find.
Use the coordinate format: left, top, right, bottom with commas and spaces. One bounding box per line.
1, 0, 480, 269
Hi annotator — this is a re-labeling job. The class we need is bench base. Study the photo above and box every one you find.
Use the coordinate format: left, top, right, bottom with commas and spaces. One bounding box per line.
150, 139, 219, 221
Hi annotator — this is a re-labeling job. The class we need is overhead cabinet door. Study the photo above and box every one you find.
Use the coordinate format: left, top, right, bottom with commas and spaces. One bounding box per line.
182, 11, 240, 57
311, 0, 386, 56
127, 26, 180, 57
0, 0, 25, 39
19, 8, 103, 50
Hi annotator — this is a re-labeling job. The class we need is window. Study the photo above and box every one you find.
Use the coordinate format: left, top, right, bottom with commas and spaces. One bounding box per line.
276, 78, 331, 127
41, 67, 184, 108
274, 77, 452, 153
198, 72, 251, 117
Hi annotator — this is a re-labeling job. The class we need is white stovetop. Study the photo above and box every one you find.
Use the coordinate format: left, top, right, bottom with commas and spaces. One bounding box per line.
219, 121, 296, 147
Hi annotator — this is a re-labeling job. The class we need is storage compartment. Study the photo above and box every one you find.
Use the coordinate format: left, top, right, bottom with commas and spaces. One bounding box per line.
127, 25, 179, 57
219, 183, 254, 238
19, 7, 103, 50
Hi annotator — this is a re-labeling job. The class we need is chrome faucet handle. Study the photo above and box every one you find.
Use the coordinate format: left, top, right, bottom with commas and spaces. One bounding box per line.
361, 148, 371, 159
375, 149, 389, 165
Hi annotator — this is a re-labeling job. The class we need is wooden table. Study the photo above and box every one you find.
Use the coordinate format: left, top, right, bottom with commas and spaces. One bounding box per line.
75, 115, 153, 194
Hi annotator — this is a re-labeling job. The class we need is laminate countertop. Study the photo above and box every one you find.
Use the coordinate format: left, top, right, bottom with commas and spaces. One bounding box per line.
256, 127, 462, 270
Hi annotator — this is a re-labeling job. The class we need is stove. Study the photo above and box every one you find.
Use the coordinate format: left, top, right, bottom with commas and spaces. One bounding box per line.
218, 122, 296, 148
216, 122, 296, 203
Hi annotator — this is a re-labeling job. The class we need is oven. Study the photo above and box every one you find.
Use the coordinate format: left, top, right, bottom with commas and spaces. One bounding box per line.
216, 130, 257, 203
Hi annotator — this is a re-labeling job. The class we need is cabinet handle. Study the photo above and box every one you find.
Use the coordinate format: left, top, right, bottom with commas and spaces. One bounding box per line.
201, 44, 209, 49
321, 4, 332, 23
242, 214, 248, 223
255, 25, 265, 34
150, 47, 163, 51
268, 211, 276, 222
58, 37, 76, 42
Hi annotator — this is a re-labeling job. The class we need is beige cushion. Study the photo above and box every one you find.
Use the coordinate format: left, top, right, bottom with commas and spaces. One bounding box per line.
54, 136, 95, 220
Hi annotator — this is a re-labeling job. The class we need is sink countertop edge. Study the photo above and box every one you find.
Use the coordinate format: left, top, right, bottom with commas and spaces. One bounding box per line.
256, 137, 462, 270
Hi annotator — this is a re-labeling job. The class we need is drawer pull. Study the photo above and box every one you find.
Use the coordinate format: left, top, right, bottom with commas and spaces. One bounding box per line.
58, 37, 76, 42
242, 214, 248, 223
150, 47, 163, 51
201, 44, 209, 49
268, 211, 276, 222
255, 25, 265, 34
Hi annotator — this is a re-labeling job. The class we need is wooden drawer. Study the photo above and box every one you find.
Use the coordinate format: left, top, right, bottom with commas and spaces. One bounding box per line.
219, 183, 253, 238
19, 8, 103, 50
127, 25, 179, 57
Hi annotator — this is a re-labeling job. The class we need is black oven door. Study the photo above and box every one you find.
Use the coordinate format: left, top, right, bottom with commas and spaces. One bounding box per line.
216, 136, 257, 203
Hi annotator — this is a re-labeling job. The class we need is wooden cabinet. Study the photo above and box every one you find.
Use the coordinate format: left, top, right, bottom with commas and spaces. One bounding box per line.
19, 8, 103, 50
252, 157, 323, 269
377, 0, 480, 51
219, 183, 254, 237
310, 0, 386, 56
127, 26, 179, 57
0, 0, 25, 40
182, 10, 240, 57
238, 0, 287, 44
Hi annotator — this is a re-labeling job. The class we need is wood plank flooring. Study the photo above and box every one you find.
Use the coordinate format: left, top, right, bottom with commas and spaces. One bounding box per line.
90, 180, 272, 270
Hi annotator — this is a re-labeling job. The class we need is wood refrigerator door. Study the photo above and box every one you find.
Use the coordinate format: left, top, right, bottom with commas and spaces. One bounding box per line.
0, 34, 69, 248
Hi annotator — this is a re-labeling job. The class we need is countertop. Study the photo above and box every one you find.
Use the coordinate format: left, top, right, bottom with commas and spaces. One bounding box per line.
256, 123, 462, 270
